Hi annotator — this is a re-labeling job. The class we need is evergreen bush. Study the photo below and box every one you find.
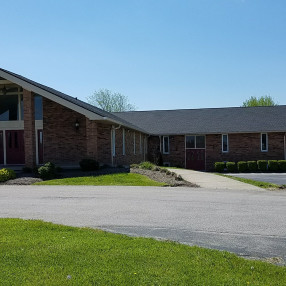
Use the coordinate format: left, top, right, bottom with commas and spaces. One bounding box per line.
247, 161, 258, 172
257, 160, 268, 172
268, 160, 279, 172
237, 161, 248, 173
226, 162, 236, 173
278, 160, 286, 172
214, 162, 225, 173
0, 168, 16, 182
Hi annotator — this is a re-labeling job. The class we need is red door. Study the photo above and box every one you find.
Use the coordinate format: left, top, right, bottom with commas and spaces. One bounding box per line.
38, 130, 43, 164
0, 131, 3, 164
186, 149, 205, 171
6, 130, 25, 164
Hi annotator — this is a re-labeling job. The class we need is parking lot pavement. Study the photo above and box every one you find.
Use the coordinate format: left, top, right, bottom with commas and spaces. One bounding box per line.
230, 173, 286, 185
0, 185, 286, 263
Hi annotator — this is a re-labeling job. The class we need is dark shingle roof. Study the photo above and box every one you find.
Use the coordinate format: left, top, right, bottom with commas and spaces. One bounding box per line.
0, 68, 145, 133
114, 106, 286, 135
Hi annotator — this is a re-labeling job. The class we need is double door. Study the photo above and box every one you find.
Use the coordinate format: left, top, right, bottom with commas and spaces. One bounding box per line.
0, 130, 43, 165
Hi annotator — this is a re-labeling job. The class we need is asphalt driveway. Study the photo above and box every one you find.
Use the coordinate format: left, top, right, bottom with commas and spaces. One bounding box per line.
0, 185, 286, 264
230, 173, 286, 185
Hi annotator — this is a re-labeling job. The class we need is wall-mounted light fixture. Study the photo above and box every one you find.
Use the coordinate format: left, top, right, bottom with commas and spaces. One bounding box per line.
75, 119, 80, 130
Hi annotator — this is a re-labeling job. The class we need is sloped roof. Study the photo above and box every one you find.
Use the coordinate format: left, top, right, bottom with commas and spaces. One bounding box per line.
114, 106, 286, 135
0, 68, 146, 133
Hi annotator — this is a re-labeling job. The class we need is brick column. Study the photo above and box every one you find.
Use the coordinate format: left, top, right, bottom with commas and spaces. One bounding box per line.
23, 89, 36, 167
86, 119, 98, 160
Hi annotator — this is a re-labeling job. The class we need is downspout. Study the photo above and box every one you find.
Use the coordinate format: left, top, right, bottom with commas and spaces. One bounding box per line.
111, 125, 121, 166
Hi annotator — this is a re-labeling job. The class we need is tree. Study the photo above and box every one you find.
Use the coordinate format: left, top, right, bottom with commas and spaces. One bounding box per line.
87, 89, 136, 112
242, 95, 278, 107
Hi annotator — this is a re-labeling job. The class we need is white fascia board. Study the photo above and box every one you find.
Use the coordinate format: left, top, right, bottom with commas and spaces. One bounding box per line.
0, 70, 103, 120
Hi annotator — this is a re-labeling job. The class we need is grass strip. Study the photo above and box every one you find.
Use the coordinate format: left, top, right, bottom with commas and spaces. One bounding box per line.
217, 173, 281, 189
34, 173, 166, 186
0, 219, 285, 285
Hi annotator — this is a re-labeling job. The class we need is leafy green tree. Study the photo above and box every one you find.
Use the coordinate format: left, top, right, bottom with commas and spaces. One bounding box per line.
87, 89, 136, 112
242, 95, 278, 107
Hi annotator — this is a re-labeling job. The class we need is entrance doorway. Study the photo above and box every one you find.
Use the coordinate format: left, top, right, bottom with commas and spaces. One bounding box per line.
185, 135, 205, 171
5, 130, 25, 164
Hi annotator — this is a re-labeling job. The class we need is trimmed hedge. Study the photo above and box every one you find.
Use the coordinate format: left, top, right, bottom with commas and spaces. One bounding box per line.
278, 160, 286, 172
247, 161, 258, 172
257, 160, 268, 172
214, 162, 225, 173
226, 162, 236, 173
0, 168, 16, 182
268, 160, 279, 172
237, 161, 248, 173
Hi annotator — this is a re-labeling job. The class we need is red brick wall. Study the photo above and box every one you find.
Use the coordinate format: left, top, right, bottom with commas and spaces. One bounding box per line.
42, 98, 87, 165
113, 128, 145, 166
148, 135, 185, 167
42, 99, 147, 167
206, 132, 285, 171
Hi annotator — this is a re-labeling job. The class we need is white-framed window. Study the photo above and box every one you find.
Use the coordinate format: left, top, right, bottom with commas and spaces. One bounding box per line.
134, 132, 136, 155
111, 128, 116, 157
185, 135, 205, 149
122, 128, 125, 155
222, 134, 228, 153
163, 136, 170, 154
261, 133, 268, 152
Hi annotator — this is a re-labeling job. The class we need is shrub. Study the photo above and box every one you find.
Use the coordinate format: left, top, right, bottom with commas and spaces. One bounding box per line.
257, 160, 268, 172
278, 160, 286, 172
0, 168, 16, 182
214, 162, 225, 173
38, 162, 56, 180
139, 161, 156, 170
226, 162, 236, 173
247, 161, 258, 172
268, 160, 279, 172
237, 161, 248, 173
79, 159, 100, 171
130, 164, 139, 169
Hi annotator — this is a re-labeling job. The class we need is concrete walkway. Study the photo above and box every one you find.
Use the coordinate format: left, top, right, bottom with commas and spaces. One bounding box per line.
169, 169, 263, 190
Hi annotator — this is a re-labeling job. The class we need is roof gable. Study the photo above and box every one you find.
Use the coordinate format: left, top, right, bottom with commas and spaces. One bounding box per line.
0, 68, 146, 133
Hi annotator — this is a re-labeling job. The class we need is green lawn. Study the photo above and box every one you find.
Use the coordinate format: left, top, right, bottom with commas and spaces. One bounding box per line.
217, 173, 281, 189
34, 173, 166, 186
0, 219, 285, 285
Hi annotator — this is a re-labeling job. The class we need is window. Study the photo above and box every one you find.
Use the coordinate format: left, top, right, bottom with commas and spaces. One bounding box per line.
111, 129, 116, 156
186, 135, 205, 149
222, 134, 228, 152
261, 133, 268, 152
163, 136, 169, 154
186, 135, 195, 148
34, 95, 43, 120
0, 94, 19, 121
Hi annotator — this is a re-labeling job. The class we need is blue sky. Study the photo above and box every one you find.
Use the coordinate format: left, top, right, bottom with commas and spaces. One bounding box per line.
2, 0, 285, 110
